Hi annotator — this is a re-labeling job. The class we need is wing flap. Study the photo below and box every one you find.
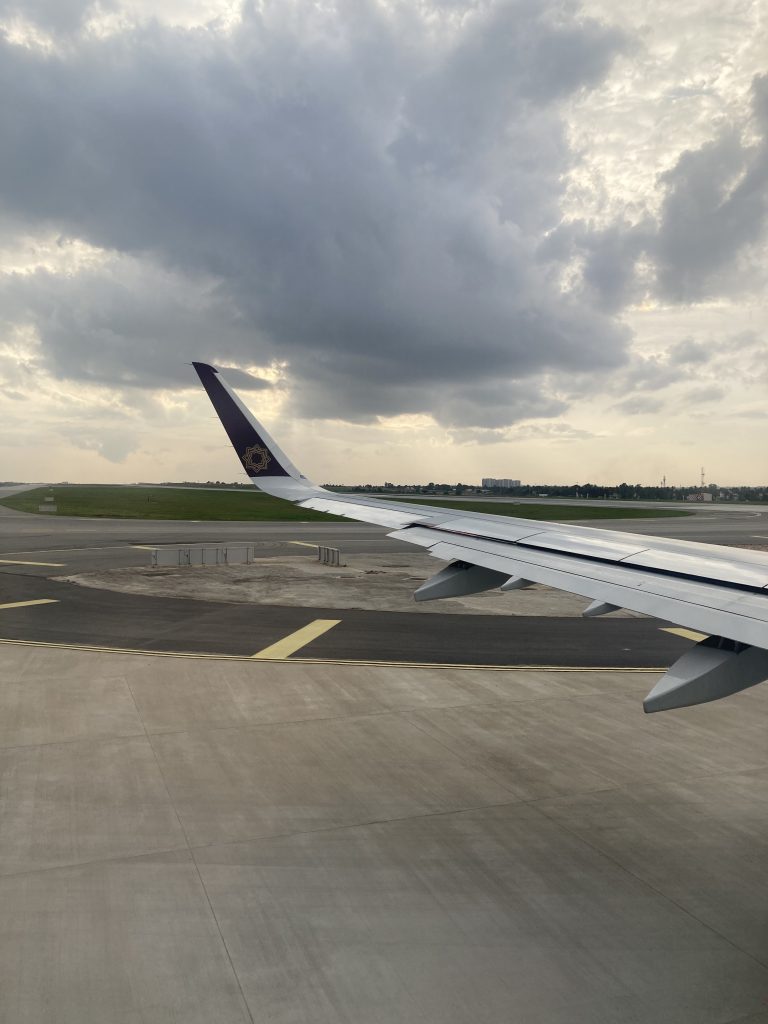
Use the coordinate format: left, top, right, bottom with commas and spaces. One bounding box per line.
420, 535, 768, 648
620, 548, 768, 590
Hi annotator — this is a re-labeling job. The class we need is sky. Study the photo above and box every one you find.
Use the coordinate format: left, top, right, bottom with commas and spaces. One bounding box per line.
0, 0, 766, 487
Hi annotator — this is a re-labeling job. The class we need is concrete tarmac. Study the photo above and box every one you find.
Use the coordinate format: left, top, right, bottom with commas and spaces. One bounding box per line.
2, 502, 768, 1021
3, 643, 768, 1023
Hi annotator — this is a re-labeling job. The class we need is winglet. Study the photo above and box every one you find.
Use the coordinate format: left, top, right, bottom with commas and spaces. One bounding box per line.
192, 362, 318, 499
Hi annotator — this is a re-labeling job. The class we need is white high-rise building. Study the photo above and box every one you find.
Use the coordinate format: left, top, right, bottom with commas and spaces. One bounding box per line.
482, 477, 521, 489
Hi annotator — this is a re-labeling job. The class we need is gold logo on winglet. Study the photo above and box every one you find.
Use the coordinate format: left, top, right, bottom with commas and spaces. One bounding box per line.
242, 444, 271, 473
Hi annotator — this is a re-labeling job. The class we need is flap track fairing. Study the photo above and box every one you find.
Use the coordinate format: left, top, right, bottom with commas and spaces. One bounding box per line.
414, 561, 510, 602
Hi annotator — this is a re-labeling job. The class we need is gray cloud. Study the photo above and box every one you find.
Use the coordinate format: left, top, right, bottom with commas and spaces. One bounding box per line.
0, 0, 109, 33
59, 423, 140, 463
684, 384, 726, 403
611, 395, 666, 415
540, 220, 649, 313
217, 367, 274, 390
552, 74, 768, 310
653, 74, 768, 302
621, 355, 687, 391
668, 337, 710, 365
0, 1, 630, 428
0, 259, 262, 388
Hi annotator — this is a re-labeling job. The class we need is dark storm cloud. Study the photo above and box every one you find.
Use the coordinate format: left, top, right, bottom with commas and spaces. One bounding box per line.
0, 259, 263, 388
539, 220, 649, 313
0, 1, 629, 427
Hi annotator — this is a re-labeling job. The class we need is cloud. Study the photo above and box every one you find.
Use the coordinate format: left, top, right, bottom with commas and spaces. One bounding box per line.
653, 74, 768, 302
430, 379, 567, 430
668, 337, 710, 365
611, 395, 666, 415
729, 407, 768, 419
0, 0, 630, 429
59, 424, 140, 463
684, 384, 725, 403
448, 419, 597, 446
555, 71, 768, 310
216, 367, 273, 390
621, 355, 686, 391
0, 0, 107, 34
0, 256, 266, 388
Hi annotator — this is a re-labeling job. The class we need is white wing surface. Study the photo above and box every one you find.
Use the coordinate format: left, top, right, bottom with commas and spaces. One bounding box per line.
193, 362, 768, 713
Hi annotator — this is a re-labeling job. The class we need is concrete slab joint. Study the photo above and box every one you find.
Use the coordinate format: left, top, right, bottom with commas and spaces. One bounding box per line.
2, 643, 768, 1023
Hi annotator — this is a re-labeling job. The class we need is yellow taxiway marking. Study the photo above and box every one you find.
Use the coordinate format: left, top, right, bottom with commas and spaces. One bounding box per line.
0, 558, 65, 567
289, 540, 318, 548
252, 619, 342, 659
0, 636, 664, 670
662, 626, 708, 643
0, 599, 59, 611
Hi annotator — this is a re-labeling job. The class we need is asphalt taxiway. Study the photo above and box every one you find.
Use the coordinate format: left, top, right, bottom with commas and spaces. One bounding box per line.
0, 498, 765, 665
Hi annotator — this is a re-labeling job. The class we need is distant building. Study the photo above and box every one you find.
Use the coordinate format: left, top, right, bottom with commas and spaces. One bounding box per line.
685, 492, 714, 502
482, 477, 521, 489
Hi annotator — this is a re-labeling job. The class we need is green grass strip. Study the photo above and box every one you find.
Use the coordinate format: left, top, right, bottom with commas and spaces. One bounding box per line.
0, 486, 343, 521
1, 485, 690, 522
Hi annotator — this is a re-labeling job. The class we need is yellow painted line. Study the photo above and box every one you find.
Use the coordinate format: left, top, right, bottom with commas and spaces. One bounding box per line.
0, 599, 59, 611
0, 636, 665, 670
289, 540, 318, 548
661, 626, 708, 642
0, 559, 64, 568
252, 619, 342, 659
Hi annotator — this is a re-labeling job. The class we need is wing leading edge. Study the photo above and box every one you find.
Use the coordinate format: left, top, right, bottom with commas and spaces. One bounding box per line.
192, 362, 768, 713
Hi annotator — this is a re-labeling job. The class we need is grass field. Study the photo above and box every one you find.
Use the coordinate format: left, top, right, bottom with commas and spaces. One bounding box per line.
0, 486, 345, 521
0, 485, 691, 522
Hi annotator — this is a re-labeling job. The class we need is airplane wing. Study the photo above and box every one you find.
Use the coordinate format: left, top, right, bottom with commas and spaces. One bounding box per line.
193, 361, 768, 713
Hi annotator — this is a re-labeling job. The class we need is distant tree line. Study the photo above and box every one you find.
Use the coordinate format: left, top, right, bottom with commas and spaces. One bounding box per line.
154, 480, 253, 489
324, 482, 768, 502
148, 479, 768, 502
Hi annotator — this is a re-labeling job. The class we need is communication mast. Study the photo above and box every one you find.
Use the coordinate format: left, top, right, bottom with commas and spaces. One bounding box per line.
701, 466, 706, 488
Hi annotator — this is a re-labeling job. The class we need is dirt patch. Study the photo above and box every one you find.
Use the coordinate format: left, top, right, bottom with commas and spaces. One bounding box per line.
61, 554, 643, 618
